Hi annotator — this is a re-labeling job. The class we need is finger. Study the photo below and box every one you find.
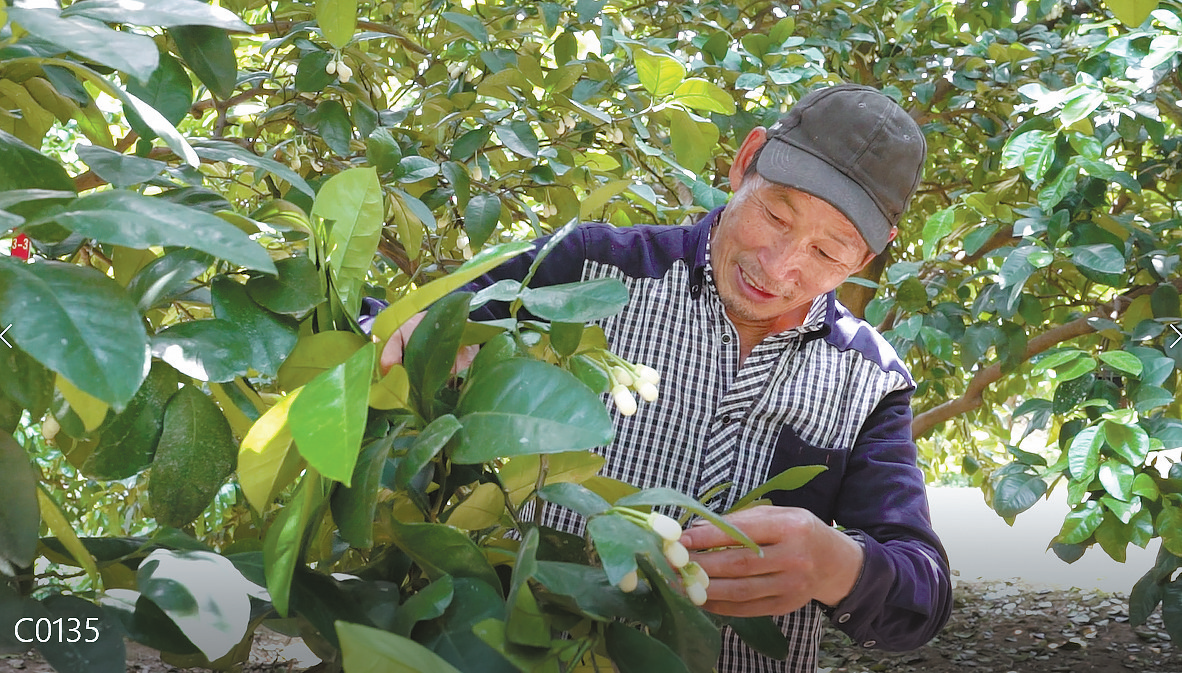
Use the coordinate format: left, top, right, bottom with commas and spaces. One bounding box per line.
688, 546, 774, 579
699, 575, 784, 605
451, 344, 479, 374
701, 593, 806, 619
681, 517, 778, 550
379, 331, 404, 375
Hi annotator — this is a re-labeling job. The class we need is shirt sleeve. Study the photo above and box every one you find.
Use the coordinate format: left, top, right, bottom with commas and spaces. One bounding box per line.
462, 226, 590, 322
822, 388, 953, 651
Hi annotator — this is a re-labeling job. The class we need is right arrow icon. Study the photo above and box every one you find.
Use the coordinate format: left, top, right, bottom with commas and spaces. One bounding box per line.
1170, 323, 1182, 349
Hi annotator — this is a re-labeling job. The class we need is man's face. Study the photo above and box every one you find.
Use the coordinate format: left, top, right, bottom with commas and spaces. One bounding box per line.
711, 171, 876, 333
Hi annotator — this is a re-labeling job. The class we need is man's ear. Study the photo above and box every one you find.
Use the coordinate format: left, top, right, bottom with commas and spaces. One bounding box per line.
730, 126, 768, 192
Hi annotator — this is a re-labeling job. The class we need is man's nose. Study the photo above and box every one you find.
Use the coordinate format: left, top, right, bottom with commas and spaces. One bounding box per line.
759, 238, 806, 283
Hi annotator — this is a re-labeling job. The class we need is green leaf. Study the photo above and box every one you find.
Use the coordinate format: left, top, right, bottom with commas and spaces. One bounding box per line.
520, 278, 630, 322
9, 7, 159, 84
1105, 0, 1158, 27
317, 0, 358, 49
729, 465, 828, 513
494, 121, 539, 159
1103, 419, 1151, 466
416, 578, 514, 673
76, 144, 167, 188
277, 331, 368, 391
338, 620, 463, 673
442, 10, 489, 43
82, 362, 178, 480
1057, 501, 1104, 544
463, 193, 502, 248
1099, 461, 1136, 501
366, 128, 403, 174
370, 241, 531, 342
454, 359, 615, 463
295, 50, 335, 92
1053, 372, 1095, 415
210, 276, 299, 378
36, 595, 125, 673
1130, 567, 1164, 626
634, 49, 686, 97
1099, 350, 1144, 377
136, 549, 253, 662
636, 555, 721, 673
1001, 129, 1056, 182
313, 167, 384, 317
717, 615, 790, 661
503, 527, 548, 647
1163, 577, 1182, 643
387, 520, 501, 592
124, 52, 193, 140
921, 207, 955, 260
405, 292, 472, 416
0, 259, 149, 410
1067, 425, 1103, 481
549, 322, 584, 357
992, 472, 1048, 518
586, 513, 663, 586
538, 482, 612, 518
50, 191, 277, 274
1094, 511, 1129, 562
450, 127, 492, 161
499, 450, 606, 505
391, 576, 454, 637
671, 78, 736, 115
533, 560, 661, 626
264, 471, 329, 617
62, 0, 251, 30
1070, 244, 1126, 275
0, 432, 39, 570
246, 256, 325, 317
315, 99, 354, 157
606, 621, 691, 673
331, 433, 395, 549
289, 343, 375, 486
170, 25, 237, 99
189, 139, 314, 198
0, 346, 52, 419
669, 107, 717, 175
395, 414, 460, 490
617, 487, 758, 552
238, 390, 304, 514
148, 386, 237, 527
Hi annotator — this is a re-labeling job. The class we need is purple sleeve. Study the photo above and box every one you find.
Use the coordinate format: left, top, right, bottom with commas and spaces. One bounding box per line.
825, 389, 953, 651
461, 227, 589, 321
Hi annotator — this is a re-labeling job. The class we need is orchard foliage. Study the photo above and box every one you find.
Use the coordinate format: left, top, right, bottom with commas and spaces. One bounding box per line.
3, 0, 1182, 669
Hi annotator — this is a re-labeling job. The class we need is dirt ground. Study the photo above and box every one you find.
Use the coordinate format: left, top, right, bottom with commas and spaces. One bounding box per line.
0, 579, 1176, 672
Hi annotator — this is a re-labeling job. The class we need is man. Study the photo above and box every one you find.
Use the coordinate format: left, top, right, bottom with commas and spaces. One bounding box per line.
375, 83, 951, 672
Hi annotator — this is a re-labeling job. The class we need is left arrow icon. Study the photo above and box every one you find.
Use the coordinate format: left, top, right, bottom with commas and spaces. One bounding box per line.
0, 324, 11, 348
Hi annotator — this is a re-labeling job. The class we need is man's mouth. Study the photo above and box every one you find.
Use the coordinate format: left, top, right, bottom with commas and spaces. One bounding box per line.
738, 267, 775, 299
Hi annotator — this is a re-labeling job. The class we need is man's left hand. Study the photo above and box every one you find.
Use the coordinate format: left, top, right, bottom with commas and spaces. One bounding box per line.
679, 505, 864, 617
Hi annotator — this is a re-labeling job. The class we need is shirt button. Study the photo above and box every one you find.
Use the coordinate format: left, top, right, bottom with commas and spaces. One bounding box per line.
837, 613, 851, 624
721, 414, 733, 424
721, 334, 732, 344
863, 640, 876, 648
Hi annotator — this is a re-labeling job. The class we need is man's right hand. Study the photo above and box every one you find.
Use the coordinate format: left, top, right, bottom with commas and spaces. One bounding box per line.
379, 311, 479, 375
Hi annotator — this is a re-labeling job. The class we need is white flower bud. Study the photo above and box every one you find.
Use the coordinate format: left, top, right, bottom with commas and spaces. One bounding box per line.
637, 380, 659, 402
617, 569, 639, 592
611, 384, 637, 416
556, 117, 566, 134
636, 364, 661, 385
310, 158, 323, 172
683, 561, 709, 589
686, 582, 708, 606
610, 366, 634, 387
647, 512, 682, 542
337, 62, 352, 83
448, 62, 467, 79
663, 539, 689, 569
471, 164, 483, 181
41, 416, 60, 442
325, 59, 337, 75
290, 155, 302, 171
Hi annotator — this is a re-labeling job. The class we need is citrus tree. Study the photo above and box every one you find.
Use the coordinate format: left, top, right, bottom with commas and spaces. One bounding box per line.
6, 0, 1182, 670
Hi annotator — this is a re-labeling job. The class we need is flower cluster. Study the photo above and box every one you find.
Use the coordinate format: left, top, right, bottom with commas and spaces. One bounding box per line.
609, 508, 710, 606
601, 358, 659, 417
324, 52, 353, 83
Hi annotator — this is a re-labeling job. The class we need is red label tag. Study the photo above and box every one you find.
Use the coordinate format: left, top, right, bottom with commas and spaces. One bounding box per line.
11, 234, 30, 260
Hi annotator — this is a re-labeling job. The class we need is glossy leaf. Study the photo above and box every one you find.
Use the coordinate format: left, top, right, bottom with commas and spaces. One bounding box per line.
538, 482, 612, 518
9, 7, 159, 83
520, 278, 630, 322
289, 343, 375, 486
1103, 419, 1151, 465
454, 358, 615, 463
634, 49, 686, 97
414, 577, 513, 673
210, 276, 299, 377
264, 471, 329, 617
463, 193, 501, 248
36, 485, 99, 583
672, 79, 736, 114
126, 249, 213, 313
0, 258, 149, 410
729, 465, 828, 512
62, 0, 251, 30
533, 560, 661, 626
992, 472, 1047, 518
405, 292, 472, 416
637, 554, 721, 673
0, 432, 39, 570
0, 346, 52, 418
313, 167, 384, 316
245, 256, 324, 317
442, 10, 489, 43
76, 144, 167, 188
617, 488, 758, 552
395, 414, 460, 489
606, 621, 690, 673
148, 386, 237, 527
136, 549, 253, 662
277, 330, 368, 391
151, 320, 253, 383
317, 0, 358, 48
338, 620, 463, 673
388, 520, 501, 592
494, 120, 538, 159
171, 25, 237, 100
500, 450, 606, 505
50, 191, 277, 273
189, 139, 314, 197
331, 433, 396, 548
238, 390, 305, 514
391, 575, 454, 637
124, 52, 192, 140
1057, 501, 1104, 544
587, 512, 662, 586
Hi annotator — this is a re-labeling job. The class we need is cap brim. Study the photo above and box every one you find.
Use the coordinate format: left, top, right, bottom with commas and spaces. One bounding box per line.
755, 138, 891, 254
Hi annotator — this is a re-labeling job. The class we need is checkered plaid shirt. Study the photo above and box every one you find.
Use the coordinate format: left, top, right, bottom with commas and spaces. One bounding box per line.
364, 208, 952, 672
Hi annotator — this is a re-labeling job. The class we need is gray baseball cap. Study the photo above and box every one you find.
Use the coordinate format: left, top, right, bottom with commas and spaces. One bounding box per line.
754, 84, 926, 254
